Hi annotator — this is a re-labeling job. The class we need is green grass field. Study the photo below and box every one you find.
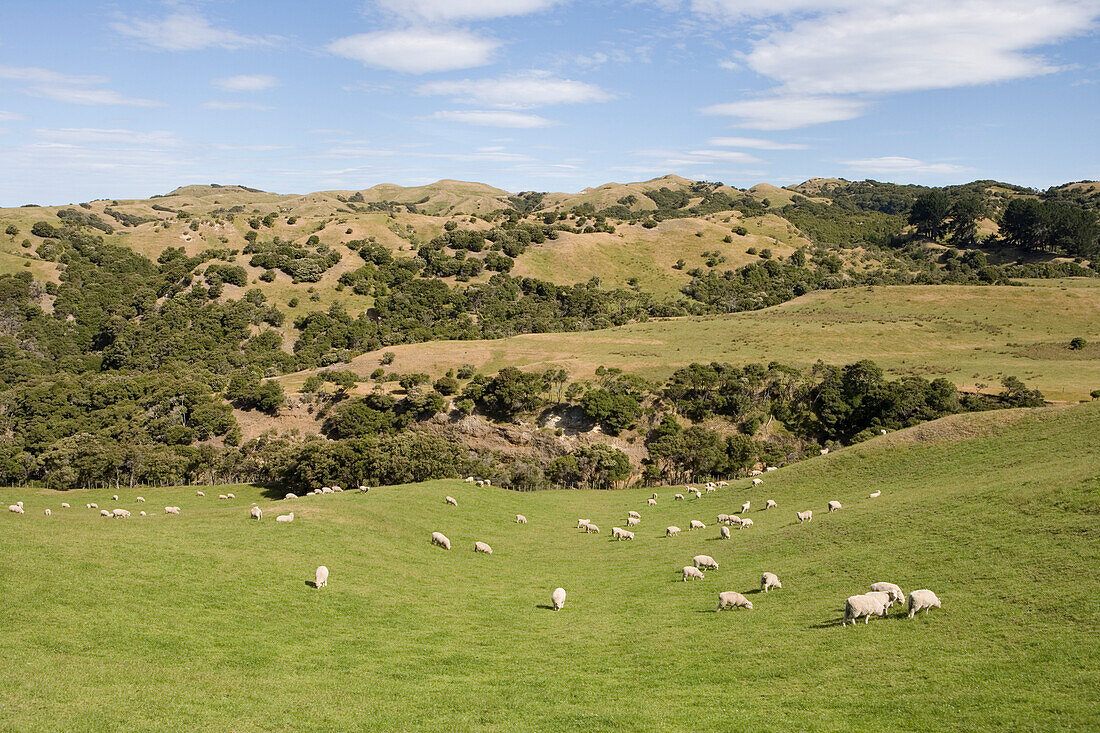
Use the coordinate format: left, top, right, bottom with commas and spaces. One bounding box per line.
2, 403, 1097, 730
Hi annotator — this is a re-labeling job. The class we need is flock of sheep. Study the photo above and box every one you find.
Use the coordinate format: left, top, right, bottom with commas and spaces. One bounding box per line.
7, 473, 941, 625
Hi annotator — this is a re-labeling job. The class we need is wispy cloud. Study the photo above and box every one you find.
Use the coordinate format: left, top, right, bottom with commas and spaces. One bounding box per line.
707, 136, 809, 150
213, 74, 279, 92
111, 11, 279, 51
418, 72, 612, 109
433, 110, 557, 128
702, 96, 866, 130
842, 156, 969, 176
34, 128, 181, 146
328, 29, 498, 73
0, 110, 24, 121
0, 65, 161, 107
201, 101, 275, 111
376, 0, 565, 22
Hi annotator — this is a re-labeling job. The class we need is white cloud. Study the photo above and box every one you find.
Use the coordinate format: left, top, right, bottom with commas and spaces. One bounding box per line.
417, 72, 611, 109
0, 65, 162, 107
702, 96, 866, 129
433, 110, 557, 128
0, 110, 24, 121
842, 156, 969, 175
32, 87, 163, 107
376, 0, 563, 21
210, 143, 287, 152
213, 74, 278, 92
35, 128, 181, 146
111, 11, 277, 51
0, 65, 105, 86
691, 0, 859, 18
707, 136, 809, 150
201, 101, 275, 111
634, 148, 762, 168
328, 29, 498, 73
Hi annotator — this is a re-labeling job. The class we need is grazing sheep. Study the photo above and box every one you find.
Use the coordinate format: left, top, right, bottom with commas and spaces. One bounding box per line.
112, 508, 131, 518
683, 566, 705, 581
8, 504, 24, 514
648, 498, 657, 506
218, 494, 228, 500
359, 486, 370, 492
577, 519, 591, 529
431, 532, 451, 549
907, 589, 941, 618
250, 506, 263, 520
196, 491, 205, 497
692, 490, 702, 499
445, 496, 458, 506
717, 591, 753, 611
139, 511, 146, 517
717, 513, 730, 525
321, 487, 333, 495
689, 520, 706, 530
136, 497, 145, 503
739, 518, 754, 529
674, 493, 685, 501
693, 555, 719, 571
474, 541, 493, 554
652, 493, 658, 499
276, 512, 295, 523
285, 493, 298, 500
766, 467, 777, 472
706, 486, 716, 493
476, 480, 485, 487
718, 481, 728, 487
740, 501, 750, 514
666, 526, 681, 537
750, 470, 763, 476
61, 503, 70, 509
113, 495, 119, 501
728, 515, 743, 527
585, 524, 600, 534
626, 516, 640, 526
627, 510, 641, 519
797, 510, 813, 523
612, 527, 635, 541
828, 500, 842, 512
100, 509, 111, 517
761, 572, 782, 592
866, 591, 896, 613
332, 487, 343, 493
552, 587, 567, 611
869, 491, 881, 498
870, 582, 905, 604
465, 476, 475, 483
843, 594, 888, 626
515, 514, 527, 524
165, 506, 180, 515
752, 478, 763, 486
315, 566, 329, 589
227, 493, 236, 499
765, 499, 777, 510
880, 429, 888, 435
44, 508, 51, 517
820, 448, 830, 455
720, 526, 731, 539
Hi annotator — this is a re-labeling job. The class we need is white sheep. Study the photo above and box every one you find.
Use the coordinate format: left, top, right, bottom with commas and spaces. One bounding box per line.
315, 566, 329, 589
765, 499, 777, 510
218, 494, 228, 500
227, 493, 236, 499
113, 494, 119, 501
717, 513, 730, 525
196, 491, 205, 497
718, 481, 728, 487
627, 510, 641, 519
797, 510, 813, 523
683, 566, 704, 581
464, 476, 475, 483
689, 520, 706, 530
828, 500, 842, 512
666, 526, 681, 537
552, 587, 566, 611
136, 497, 145, 503
907, 589, 941, 618
766, 467, 777, 472
720, 526, 731, 539
474, 541, 493, 554
61, 503, 70, 508
692, 490, 702, 499
728, 515, 743, 527
516, 514, 527, 524
431, 532, 451, 549
626, 516, 640, 526
843, 594, 887, 626
112, 508, 131, 518
359, 486, 370, 492
870, 582, 905, 604
880, 429, 887, 435
647, 498, 657, 506
445, 496, 458, 506
321, 487, 333, 494
285, 493, 298, 499
585, 524, 600, 534
139, 511, 146, 516
652, 493, 658, 499
820, 448, 830, 455
740, 501, 750, 514
484, 479, 491, 486
276, 512, 295, 523
674, 493, 684, 501
693, 554, 719, 571
866, 591, 896, 613
8, 504, 24, 514
750, 470, 763, 476
250, 506, 263, 520
612, 527, 635, 541
761, 572, 782, 592
717, 591, 753, 610
869, 491, 881, 498
332, 487, 343, 493
752, 478, 763, 486
100, 509, 111, 516
44, 508, 51, 517
577, 519, 590, 529
739, 518, 754, 529
476, 480, 485, 487
706, 486, 716, 493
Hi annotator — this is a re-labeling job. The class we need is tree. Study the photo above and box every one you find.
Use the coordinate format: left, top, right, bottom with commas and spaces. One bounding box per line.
1000, 198, 1045, 250
1070, 337, 1087, 351
908, 190, 951, 240
569, 444, 631, 489
948, 194, 985, 247
4, 224, 18, 237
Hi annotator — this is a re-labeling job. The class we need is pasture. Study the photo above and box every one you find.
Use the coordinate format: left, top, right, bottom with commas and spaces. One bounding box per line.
1, 402, 1098, 730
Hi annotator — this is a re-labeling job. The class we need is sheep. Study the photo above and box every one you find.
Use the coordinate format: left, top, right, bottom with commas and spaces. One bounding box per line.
8, 504, 24, 514
843, 594, 888, 626
880, 429, 887, 435
112, 508, 131, 518
626, 516, 640, 527
285, 493, 298, 500
250, 506, 263, 520
218, 495, 228, 500
740, 501, 750, 514
739, 518, 754, 529
820, 448, 830, 455
276, 512, 295, 523
870, 582, 905, 605
44, 506, 55, 516
728, 515, 743, 527
445, 496, 458, 506
647, 498, 657, 506
227, 493, 236, 499
139, 511, 146, 516
577, 519, 590, 529
652, 492, 658, 499
869, 491, 881, 498
761, 572, 782, 592
717, 513, 730, 525
692, 490, 702, 499
431, 532, 451, 549
689, 520, 706, 531
627, 510, 641, 519
797, 510, 813, 523
552, 587, 566, 611
907, 589, 941, 618
752, 478, 763, 486
61, 503, 70, 509
750, 470, 763, 476
100, 509, 110, 517
136, 497, 145, 503
515, 514, 527, 524
464, 476, 475, 483
674, 493, 685, 501
113, 494, 119, 501
315, 566, 329, 589
766, 467, 777, 472
866, 591, 896, 613
706, 486, 716, 493
693, 555, 719, 571
321, 487, 334, 495
332, 487, 343, 493
86, 503, 95, 509
612, 527, 634, 541
718, 481, 728, 487
476, 480, 486, 487
666, 526, 681, 537
196, 491, 205, 497
165, 506, 180, 515
720, 526, 731, 539
17, 501, 23, 507
585, 524, 600, 534
474, 541, 493, 554
765, 499, 777, 510
717, 591, 753, 611
683, 566, 704, 581
828, 500, 842, 512
359, 485, 370, 492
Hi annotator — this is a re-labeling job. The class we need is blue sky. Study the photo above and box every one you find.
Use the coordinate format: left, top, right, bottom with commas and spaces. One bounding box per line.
0, 0, 1097, 205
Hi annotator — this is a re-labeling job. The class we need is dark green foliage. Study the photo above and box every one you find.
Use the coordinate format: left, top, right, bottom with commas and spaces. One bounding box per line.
57, 208, 114, 234
31, 221, 61, 238
225, 372, 284, 414
245, 238, 341, 282
465, 367, 544, 418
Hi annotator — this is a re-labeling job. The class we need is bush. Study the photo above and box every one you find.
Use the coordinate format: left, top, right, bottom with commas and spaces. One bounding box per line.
380, 352, 396, 365
1070, 337, 1087, 350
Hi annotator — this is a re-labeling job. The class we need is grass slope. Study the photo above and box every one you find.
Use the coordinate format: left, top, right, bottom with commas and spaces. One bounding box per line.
1, 403, 1098, 730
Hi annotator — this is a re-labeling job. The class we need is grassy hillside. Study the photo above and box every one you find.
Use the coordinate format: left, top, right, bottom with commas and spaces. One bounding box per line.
283, 280, 1100, 402
1, 402, 1097, 730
